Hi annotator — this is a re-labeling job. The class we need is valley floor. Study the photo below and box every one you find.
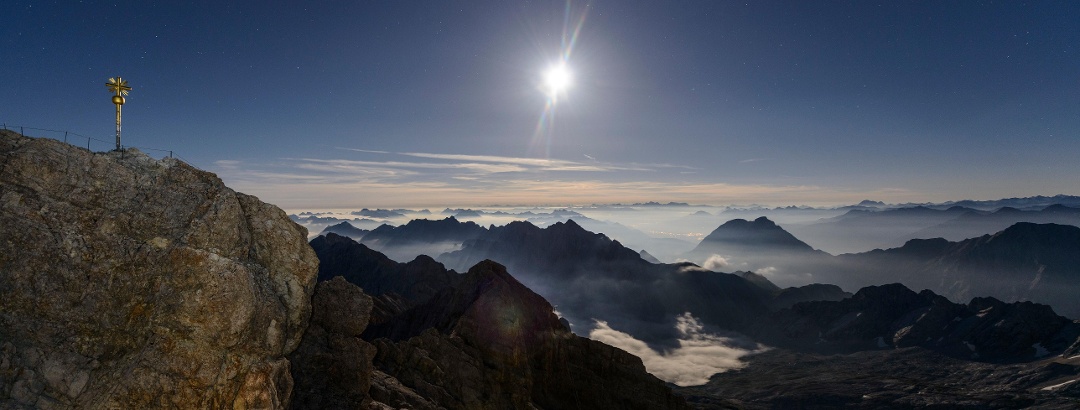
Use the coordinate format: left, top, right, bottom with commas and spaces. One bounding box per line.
675, 348, 1080, 409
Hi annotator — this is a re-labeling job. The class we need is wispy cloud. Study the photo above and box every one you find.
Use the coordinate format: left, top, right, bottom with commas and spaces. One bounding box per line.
291, 158, 527, 174
589, 312, 768, 386
210, 147, 929, 209
739, 158, 768, 163
337, 148, 651, 172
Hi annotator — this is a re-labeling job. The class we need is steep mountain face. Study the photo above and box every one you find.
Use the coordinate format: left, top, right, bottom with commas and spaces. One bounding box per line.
360, 216, 486, 261
689, 216, 819, 258
437, 219, 845, 344
368, 260, 691, 410
691, 216, 1080, 318
0, 130, 317, 408
363, 216, 486, 246
301, 237, 691, 409
835, 223, 1080, 318
318, 220, 369, 240
310, 233, 460, 307
912, 205, 1080, 242
440, 219, 647, 279
683, 217, 835, 288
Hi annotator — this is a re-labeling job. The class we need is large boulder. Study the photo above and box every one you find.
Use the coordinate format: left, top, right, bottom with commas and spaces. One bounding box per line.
0, 130, 318, 408
287, 277, 378, 409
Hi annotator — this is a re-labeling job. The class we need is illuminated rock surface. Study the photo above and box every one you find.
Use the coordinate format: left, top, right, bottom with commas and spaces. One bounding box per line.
0, 130, 317, 408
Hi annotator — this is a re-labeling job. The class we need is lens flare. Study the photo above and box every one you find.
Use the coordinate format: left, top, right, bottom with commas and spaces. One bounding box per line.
529, 1, 590, 159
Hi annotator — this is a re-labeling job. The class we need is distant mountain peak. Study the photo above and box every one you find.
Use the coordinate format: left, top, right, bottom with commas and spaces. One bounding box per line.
752, 216, 777, 225
697, 217, 814, 252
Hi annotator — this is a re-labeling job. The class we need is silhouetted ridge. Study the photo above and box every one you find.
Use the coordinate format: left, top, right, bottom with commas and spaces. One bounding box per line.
311, 232, 459, 305
439, 219, 647, 279
362, 215, 486, 246
301, 246, 691, 409
757, 283, 1080, 361
319, 220, 369, 239
692, 216, 816, 255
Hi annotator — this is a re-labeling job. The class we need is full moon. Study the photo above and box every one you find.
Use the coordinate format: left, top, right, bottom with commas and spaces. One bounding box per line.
543, 63, 572, 97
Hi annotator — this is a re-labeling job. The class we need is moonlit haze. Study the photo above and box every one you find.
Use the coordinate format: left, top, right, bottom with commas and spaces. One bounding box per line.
3, 1, 1078, 209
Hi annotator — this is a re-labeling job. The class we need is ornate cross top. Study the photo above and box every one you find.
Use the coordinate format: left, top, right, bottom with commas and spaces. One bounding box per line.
106, 77, 131, 150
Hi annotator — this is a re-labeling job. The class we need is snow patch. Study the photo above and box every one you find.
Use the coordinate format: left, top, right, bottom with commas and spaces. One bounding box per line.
1041, 378, 1078, 391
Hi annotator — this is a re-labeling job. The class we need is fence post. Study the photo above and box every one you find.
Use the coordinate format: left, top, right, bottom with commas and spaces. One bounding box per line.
21, 127, 24, 136
87, 138, 91, 150
64, 131, 68, 144
169, 151, 173, 158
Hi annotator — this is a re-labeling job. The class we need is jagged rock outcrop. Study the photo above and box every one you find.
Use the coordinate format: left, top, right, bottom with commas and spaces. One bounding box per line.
288, 277, 378, 409
360, 216, 487, 262
307, 234, 690, 409
366, 260, 691, 410
0, 130, 317, 408
311, 233, 460, 308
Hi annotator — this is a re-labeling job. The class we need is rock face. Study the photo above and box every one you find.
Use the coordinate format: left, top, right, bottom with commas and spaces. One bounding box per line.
287, 277, 378, 409
757, 283, 1080, 361
436, 219, 845, 345
310, 233, 460, 308
0, 130, 318, 408
304, 234, 690, 409
368, 260, 691, 410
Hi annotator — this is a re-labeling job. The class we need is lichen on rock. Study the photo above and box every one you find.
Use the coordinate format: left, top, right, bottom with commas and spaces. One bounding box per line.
0, 130, 317, 409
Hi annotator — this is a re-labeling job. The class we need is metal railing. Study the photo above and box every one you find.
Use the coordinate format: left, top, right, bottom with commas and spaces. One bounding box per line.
1, 122, 199, 168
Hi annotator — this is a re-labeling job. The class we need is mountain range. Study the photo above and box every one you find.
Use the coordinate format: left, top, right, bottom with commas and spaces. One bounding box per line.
786, 203, 1080, 254
311, 229, 1080, 408
435, 219, 849, 344
8, 127, 1080, 408
687, 216, 1080, 319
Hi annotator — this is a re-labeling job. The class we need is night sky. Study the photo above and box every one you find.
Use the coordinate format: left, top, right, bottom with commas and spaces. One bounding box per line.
3, 1, 1078, 209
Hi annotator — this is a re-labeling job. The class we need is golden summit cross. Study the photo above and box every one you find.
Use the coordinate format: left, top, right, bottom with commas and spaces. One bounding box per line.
106, 77, 131, 151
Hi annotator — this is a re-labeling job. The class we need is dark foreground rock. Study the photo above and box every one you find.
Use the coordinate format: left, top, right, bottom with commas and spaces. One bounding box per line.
368, 260, 690, 410
300, 233, 691, 409
288, 277, 378, 409
0, 130, 318, 408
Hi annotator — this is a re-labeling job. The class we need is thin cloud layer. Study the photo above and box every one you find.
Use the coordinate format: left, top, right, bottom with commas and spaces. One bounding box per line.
340, 148, 650, 172
589, 312, 768, 387
212, 151, 928, 209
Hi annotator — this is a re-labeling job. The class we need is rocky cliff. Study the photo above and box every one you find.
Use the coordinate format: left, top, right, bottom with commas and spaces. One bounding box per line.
0, 130, 318, 408
304, 234, 691, 409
